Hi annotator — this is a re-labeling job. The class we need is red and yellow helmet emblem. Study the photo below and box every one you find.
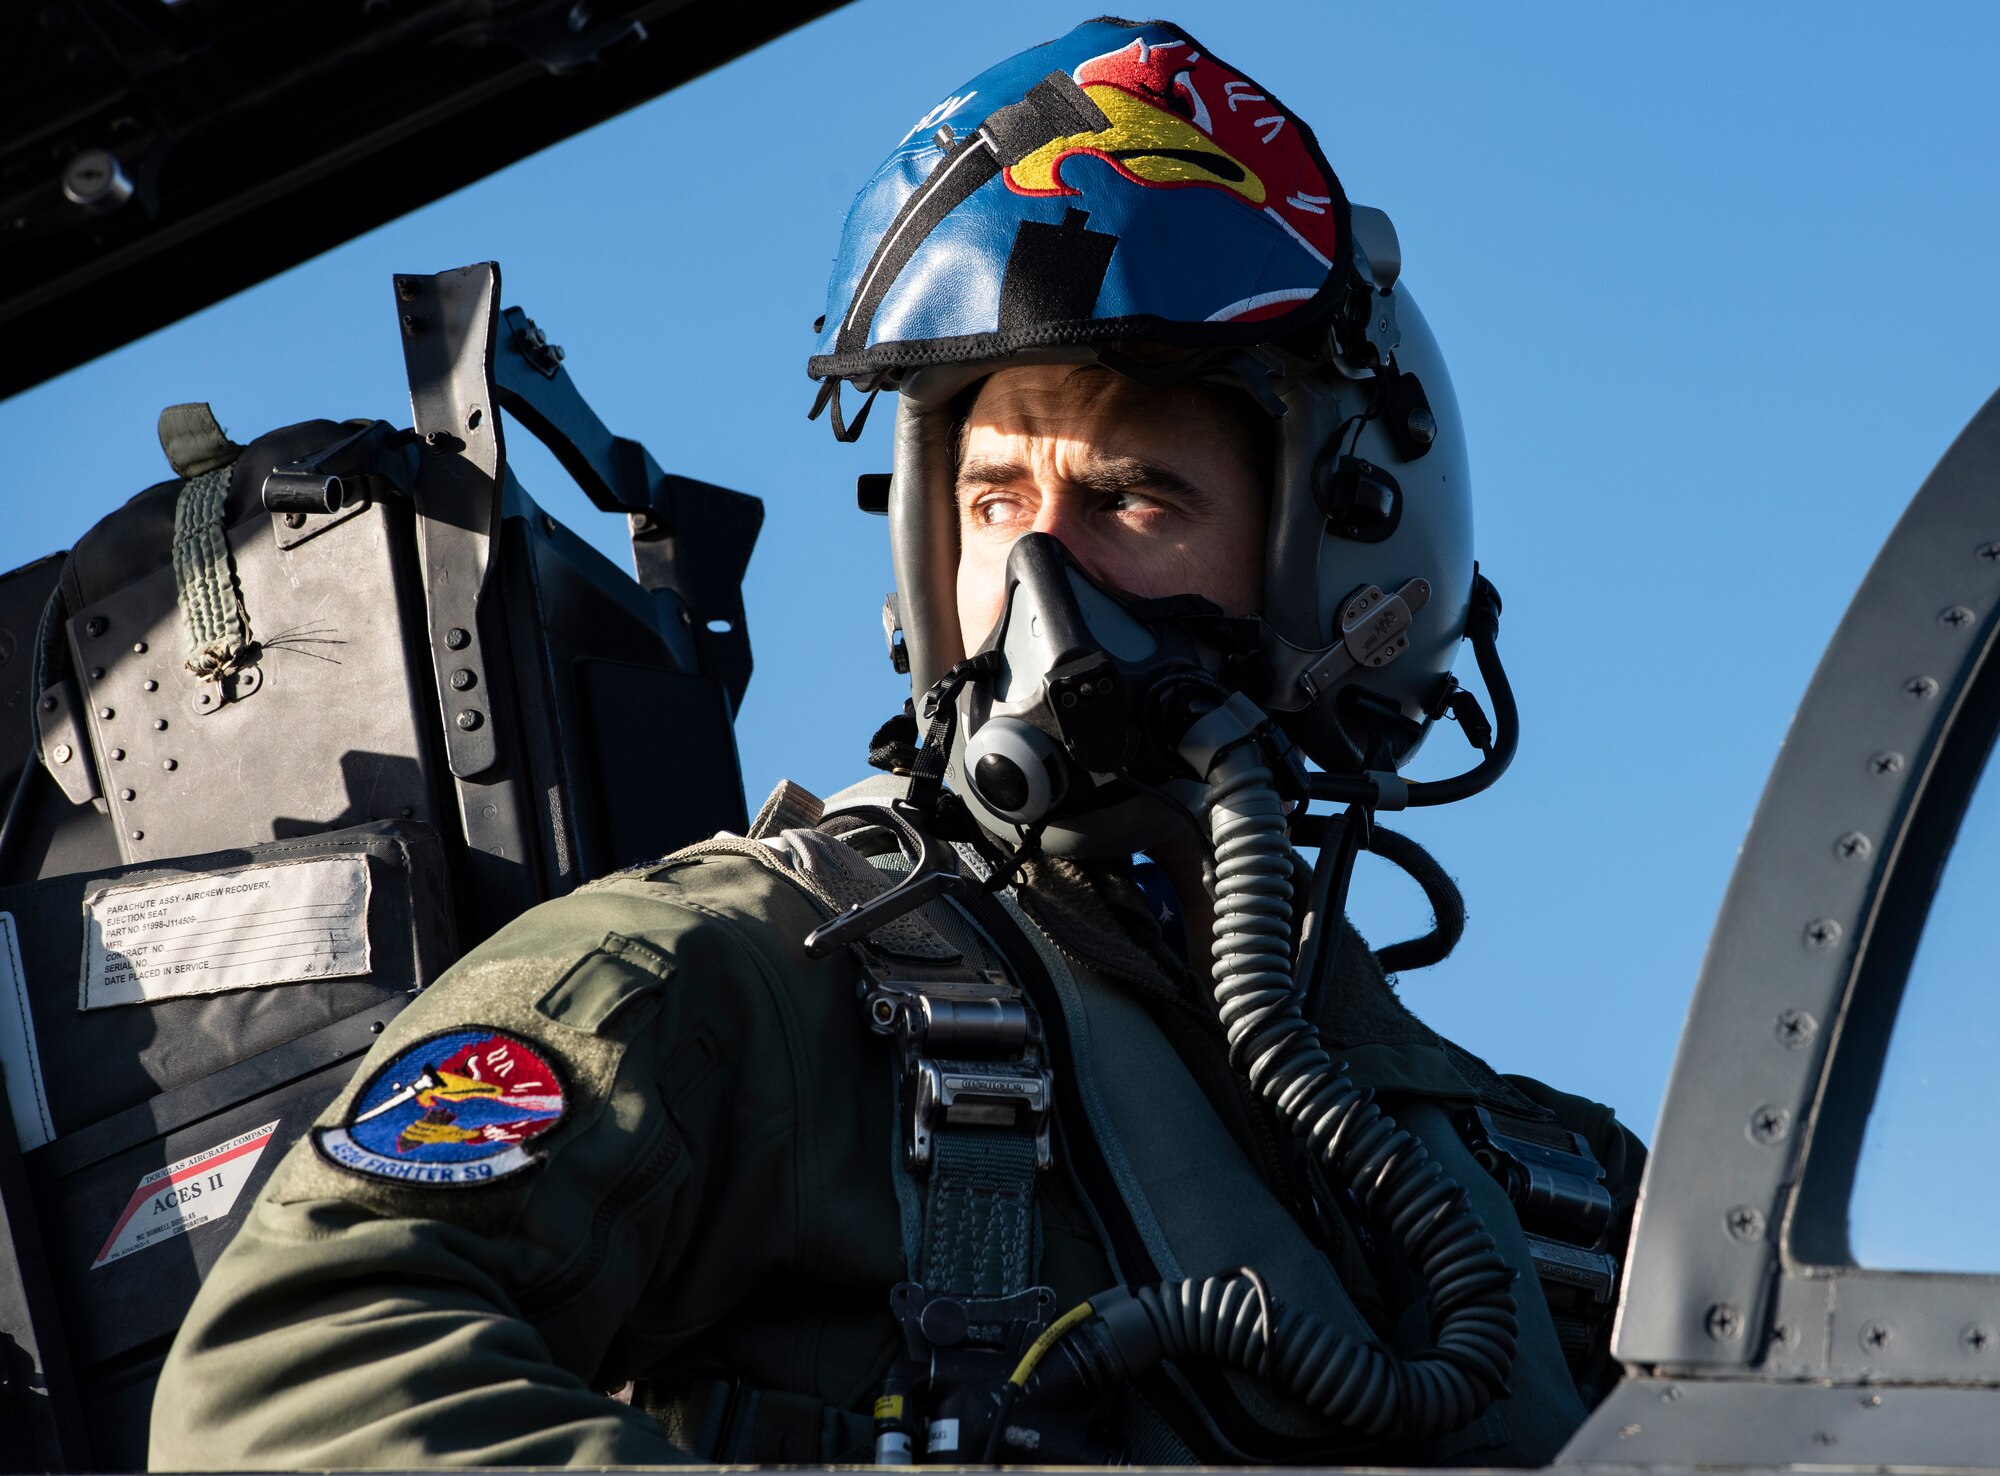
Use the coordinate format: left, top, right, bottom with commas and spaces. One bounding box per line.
1001, 37, 1339, 264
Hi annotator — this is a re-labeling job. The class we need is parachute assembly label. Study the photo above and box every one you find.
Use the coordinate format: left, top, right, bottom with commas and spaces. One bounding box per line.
80, 854, 372, 1010
92, 1120, 280, 1268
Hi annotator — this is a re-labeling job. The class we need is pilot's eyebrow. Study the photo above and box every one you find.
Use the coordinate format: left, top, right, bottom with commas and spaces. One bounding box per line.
955, 453, 1216, 511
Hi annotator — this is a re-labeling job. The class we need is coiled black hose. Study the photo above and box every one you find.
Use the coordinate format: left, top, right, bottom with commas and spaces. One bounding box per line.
1040, 734, 1519, 1443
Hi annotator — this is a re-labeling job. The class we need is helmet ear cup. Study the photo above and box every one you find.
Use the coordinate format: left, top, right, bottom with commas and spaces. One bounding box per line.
963, 717, 1068, 825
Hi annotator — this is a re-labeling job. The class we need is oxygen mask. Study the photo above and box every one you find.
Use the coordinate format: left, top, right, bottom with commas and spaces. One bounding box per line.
943, 532, 1302, 859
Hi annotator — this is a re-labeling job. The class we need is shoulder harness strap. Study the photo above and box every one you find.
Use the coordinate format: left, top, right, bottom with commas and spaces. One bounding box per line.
750, 780, 1051, 1303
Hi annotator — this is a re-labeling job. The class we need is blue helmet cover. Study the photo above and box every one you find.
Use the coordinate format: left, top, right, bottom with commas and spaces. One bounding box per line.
808, 18, 1353, 391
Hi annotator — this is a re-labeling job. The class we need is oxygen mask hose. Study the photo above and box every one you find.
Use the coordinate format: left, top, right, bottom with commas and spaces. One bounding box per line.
1032, 700, 1519, 1444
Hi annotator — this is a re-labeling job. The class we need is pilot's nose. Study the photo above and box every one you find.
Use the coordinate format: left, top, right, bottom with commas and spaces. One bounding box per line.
1026, 493, 1109, 582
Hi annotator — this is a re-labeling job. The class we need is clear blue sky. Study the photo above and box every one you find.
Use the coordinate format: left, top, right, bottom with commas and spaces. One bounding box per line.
5, 2, 1998, 1245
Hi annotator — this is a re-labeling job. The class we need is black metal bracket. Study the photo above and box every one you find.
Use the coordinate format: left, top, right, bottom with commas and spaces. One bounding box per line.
491, 305, 761, 713
397, 265, 509, 782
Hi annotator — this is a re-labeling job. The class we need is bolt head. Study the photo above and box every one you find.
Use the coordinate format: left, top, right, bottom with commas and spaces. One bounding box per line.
1904, 675, 1939, 700
1835, 831, 1872, 860
445, 627, 470, 650
1406, 407, 1438, 445
49, 743, 72, 764
1871, 751, 1905, 776
1775, 1009, 1817, 1047
84, 616, 107, 637
1805, 918, 1842, 950
1704, 1303, 1743, 1341
1861, 1321, 1894, 1353
449, 668, 476, 692
283, 511, 308, 529
1749, 1104, 1792, 1144
1942, 605, 1975, 628
1962, 1323, 1993, 1354
39, 696, 55, 712
456, 709, 483, 732
1726, 1204, 1765, 1241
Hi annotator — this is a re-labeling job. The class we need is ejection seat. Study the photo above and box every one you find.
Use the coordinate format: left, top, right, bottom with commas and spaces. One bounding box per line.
0, 263, 761, 1473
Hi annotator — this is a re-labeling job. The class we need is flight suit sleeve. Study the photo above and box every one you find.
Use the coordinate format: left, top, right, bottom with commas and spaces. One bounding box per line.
149, 858, 828, 1470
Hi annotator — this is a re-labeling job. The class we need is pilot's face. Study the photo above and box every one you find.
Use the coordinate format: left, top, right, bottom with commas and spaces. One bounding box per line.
952, 363, 1269, 652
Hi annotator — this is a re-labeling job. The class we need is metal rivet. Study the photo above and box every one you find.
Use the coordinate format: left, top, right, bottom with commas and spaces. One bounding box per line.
39, 696, 55, 712
128, 829, 142, 840
283, 511, 307, 529
1871, 751, 1904, 776
399, 806, 412, 818
154, 718, 168, 730
1705, 1303, 1743, 1341
1775, 1009, 1817, 1048
369, 1020, 385, 1033
1617, 1424, 1641, 1440
449, 668, 476, 691
1963, 1324, 1994, 1354
1835, 831, 1872, 860
161, 758, 177, 771
1660, 1385, 1682, 1402
1805, 918, 1841, 950
1813, 1431, 1837, 1446
541, 512, 557, 537
1859, 1393, 1882, 1408
119, 788, 134, 801
1750, 1104, 1791, 1144
1726, 1204, 1765, 1241
456, 709, 483, 731
1861, 1321, 1894, 1353
89, 666, 103, 679
132, 641, 146, 653
445, 627, 470, 650
50, 743, 72, 764
142, 679, 157, 692
84, 616, 108, 637
1904, 675, 1939, 700
1771, 1321, 1800, 1349
97, 706, 113, 720
107, 747, 123, 761
1941, 605, 1975, 628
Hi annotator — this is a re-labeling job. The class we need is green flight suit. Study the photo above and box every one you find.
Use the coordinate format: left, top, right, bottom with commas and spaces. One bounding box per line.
149, 802, 1643, 1470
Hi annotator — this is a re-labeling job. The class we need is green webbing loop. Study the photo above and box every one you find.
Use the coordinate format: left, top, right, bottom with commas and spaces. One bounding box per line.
918, 1128, 1038, 1299
171, 463, 252, 680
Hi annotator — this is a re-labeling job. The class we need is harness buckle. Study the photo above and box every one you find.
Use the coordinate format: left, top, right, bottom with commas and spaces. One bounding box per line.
1462, 1104, 1614, 1247
863, 969, 1053, 1173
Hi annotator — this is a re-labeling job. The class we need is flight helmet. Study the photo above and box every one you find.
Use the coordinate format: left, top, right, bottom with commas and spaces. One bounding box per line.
809, 17, 1477, 835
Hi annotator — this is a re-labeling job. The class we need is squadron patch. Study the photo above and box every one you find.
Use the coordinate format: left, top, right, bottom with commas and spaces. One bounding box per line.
315, 1028, 567, 1186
